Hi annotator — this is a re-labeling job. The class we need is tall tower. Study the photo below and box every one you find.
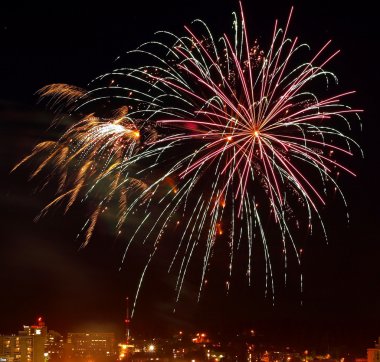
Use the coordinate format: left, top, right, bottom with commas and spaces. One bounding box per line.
118, 297, 134, 360
124, 297, 131, 343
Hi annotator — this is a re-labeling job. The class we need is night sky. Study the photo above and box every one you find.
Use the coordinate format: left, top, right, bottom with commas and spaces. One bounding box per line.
0, 0, 379, 355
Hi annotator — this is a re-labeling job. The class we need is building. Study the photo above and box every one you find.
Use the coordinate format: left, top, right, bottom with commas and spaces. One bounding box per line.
0, 318, 63, 362
0, 332, 45, 362
45, 331, 63, 361
368, 338, 380, 362
66, 332, 115, 360
0, 335, 21, 362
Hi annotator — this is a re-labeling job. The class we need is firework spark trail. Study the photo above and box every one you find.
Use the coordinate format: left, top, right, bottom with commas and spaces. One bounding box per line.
36, 84, 88, 118
15, 2, 362, 316
110, 1, 362, 312
14, 84, 151, 244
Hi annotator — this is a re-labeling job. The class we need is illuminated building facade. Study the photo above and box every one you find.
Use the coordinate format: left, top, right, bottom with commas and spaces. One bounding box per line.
0, 332, 45, 362
0, 335, 21, 362
368, 338, 380, 362
18, 318, 48, 362
0, 318, 63, 362
66, 333, 115, 359
44, 331, 63, 361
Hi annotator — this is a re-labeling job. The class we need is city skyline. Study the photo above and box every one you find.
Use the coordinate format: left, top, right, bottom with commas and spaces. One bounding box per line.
6, 316, 378, 362
0, 0, 379, 356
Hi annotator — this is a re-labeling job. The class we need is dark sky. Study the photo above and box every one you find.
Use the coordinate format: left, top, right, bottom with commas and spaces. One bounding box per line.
0, 0, 379, 355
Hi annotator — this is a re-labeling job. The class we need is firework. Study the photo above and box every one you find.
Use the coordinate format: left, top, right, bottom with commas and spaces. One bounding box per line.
16, 3, 361, 315
112, 2, 361, 312
13, 85, 152, 246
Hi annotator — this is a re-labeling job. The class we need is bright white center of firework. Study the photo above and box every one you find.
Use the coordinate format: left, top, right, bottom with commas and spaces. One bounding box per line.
97, 123, 126, 135
95, 124, 139, 138
253, 130, 259, 137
